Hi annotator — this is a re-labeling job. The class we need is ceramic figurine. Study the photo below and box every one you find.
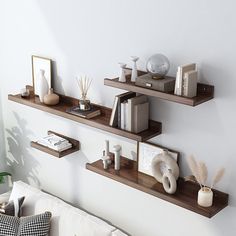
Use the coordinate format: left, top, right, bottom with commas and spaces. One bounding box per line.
37, 69, 49, 103
118, 63, 127, 83
131, 56, 139, 82
113, 145, 121, 170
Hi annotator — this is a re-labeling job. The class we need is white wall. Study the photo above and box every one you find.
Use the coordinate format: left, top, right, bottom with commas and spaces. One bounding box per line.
1, 0, 236, 235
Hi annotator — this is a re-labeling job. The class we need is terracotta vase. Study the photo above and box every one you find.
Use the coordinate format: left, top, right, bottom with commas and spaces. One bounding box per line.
44, 88, 59, 106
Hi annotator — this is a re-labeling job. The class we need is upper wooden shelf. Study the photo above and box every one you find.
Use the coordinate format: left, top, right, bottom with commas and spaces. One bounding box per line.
86, 156, 228, 218
104, 69, 214, 106
8, 93, 162, 142
31, 130, 80, 158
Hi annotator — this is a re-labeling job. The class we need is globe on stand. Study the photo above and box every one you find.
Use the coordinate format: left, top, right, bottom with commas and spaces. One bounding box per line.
146, 54, 170, 79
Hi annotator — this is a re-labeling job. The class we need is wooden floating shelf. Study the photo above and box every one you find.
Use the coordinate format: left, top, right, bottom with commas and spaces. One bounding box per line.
86, 156, 228, 218
104, 69, 214, 106
31, 131, 80, 158
8, 93, 162, 142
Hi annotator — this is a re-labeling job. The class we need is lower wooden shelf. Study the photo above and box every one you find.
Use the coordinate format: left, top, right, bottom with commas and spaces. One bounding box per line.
86, 156, 228, 218
31, 131, 80, 158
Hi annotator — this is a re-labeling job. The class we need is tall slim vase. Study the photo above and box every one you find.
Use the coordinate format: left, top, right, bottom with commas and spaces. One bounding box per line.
37, 69, 49, 103
131, 56, 139, 82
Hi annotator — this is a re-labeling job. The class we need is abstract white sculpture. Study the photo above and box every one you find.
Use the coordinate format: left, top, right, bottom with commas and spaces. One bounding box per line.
151, 150, 179, 194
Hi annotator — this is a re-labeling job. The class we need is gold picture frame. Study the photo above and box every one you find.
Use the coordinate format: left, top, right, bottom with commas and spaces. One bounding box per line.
31, 55, 52, 96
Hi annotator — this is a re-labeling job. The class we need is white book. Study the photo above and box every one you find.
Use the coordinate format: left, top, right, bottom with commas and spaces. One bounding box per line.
121, 101, 128, 130
109, 96, 119, 127
174, 67, 182, 95
41, 134, 69, 146
174, 63, 197, 96
37, 140, 72, 151
127, 95, 148, 132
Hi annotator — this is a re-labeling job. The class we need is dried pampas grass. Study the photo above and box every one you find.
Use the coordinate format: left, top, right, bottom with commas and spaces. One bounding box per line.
211, 167, 225, 189
187, 155, 225, 190
198, 161, 208, 187
187, 155, 202, 188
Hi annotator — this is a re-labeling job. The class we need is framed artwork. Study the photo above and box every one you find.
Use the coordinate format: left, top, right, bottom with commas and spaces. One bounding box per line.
138, 142, 179, 177
31, 55, 52, 95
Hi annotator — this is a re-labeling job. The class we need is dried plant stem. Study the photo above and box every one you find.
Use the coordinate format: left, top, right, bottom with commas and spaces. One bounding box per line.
187, 155, 202, 188
211, 167, 225, 189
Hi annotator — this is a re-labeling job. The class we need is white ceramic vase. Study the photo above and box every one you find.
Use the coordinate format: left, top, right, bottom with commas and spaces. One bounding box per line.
37, 69, 49, 103
197, 187, 213, 207
131, 56, 139, 82
118, 63, 127, 83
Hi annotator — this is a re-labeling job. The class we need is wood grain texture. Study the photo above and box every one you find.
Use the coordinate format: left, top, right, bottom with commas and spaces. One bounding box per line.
8, 94, 162, 141
31, 130, 80, 158
86, 156, 228, 218
104, 69, 214, 106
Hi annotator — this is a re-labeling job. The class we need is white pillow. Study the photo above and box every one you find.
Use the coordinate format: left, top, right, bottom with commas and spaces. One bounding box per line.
9, 181, 42, 216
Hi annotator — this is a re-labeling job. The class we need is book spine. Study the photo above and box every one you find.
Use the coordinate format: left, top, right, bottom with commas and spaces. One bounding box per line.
126, 100, 132, 132
121, 102, 126, 130
109, 97, 118, 126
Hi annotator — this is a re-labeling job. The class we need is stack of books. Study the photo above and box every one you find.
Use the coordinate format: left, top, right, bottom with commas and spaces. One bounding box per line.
109, 92, 149, 133
174, 63, 198, 98
66, 106, 101, 119
37, 134, 72, 152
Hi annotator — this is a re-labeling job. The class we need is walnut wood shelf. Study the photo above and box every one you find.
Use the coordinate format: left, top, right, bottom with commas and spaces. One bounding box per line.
31, 131, 80, 158
104, 69, 214, 106
86, 157, 228, 218
8, 94, 162, 142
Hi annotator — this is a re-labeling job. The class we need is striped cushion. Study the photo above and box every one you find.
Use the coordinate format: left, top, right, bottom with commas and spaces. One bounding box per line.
0, 211, 51, 236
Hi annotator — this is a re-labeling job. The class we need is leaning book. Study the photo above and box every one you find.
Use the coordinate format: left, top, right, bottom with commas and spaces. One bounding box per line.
66, 106, 101, 119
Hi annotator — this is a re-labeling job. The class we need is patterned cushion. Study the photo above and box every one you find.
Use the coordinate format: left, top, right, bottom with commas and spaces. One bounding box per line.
0, 197, 25, 217
0, 211, 51, 236
0, 214, 18, 236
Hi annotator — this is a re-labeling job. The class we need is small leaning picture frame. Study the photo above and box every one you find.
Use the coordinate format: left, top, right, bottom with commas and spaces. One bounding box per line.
138, 142, 180, 177
31, 55, 52, 96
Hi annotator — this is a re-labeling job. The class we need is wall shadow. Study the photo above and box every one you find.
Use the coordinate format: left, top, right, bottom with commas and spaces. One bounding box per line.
6, 112, 40, 187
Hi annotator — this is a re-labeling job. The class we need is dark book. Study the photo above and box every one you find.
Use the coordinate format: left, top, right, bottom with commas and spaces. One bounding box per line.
109, 92, 136, 128
66, 106, 101, 119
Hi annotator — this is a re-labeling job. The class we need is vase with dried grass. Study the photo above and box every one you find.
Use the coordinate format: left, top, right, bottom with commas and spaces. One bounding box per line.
76, 76, 92, 111
187, 155, 225, 207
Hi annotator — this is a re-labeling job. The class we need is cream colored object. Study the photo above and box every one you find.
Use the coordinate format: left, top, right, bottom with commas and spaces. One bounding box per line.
162, 170, 177, 194
151, 150, 179, 183
44, 88, 59, 105
197, 187, 213, 207
8, 181, 127, 236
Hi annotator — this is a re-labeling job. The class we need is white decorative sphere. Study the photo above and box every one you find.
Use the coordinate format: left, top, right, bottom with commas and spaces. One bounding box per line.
146, 54, 170, 77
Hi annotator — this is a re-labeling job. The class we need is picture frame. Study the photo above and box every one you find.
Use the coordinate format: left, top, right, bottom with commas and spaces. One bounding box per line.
138, 142, 180, 177
31, 55, 52, 96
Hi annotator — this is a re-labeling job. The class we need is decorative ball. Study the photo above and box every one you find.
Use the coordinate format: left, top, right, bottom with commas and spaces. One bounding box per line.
146, 54, 170, 77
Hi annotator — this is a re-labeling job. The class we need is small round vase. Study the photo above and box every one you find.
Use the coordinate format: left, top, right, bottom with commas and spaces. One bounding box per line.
37, 69, 49, 103
197, 187, 213, 207
43, 88, 59, 106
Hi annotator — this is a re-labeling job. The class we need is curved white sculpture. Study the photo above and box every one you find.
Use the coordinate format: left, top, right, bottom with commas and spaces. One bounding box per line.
151, 149, 179, 194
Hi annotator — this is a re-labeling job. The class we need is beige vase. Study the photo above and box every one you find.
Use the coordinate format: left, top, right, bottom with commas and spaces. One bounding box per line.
43, 88, 59, 105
